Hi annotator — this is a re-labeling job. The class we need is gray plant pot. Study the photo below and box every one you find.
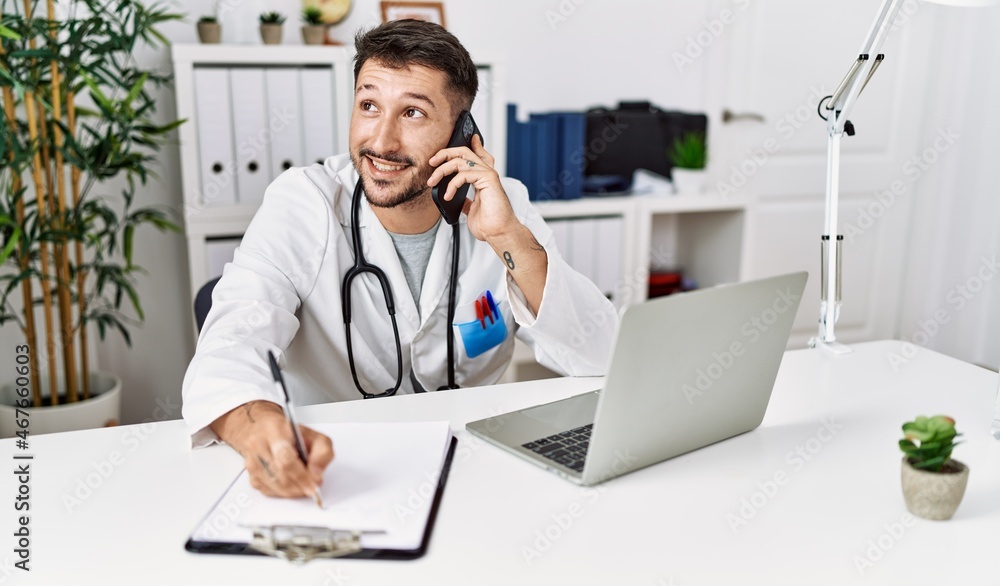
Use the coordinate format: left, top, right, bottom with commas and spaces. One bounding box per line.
260, 23, 283, 45
901, 456, 969, 520
302, 25, 326, 46
197, 22, 221, 44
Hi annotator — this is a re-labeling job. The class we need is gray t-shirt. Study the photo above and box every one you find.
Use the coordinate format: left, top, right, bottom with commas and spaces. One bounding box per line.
387, 220, 441, 393
386, 219, 440, 316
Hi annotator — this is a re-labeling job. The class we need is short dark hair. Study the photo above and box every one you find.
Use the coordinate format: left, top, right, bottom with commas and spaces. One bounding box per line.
353, 20, 478, 117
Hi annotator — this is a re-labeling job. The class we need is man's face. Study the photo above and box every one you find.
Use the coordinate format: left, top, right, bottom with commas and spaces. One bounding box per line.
349, 60, 454, 209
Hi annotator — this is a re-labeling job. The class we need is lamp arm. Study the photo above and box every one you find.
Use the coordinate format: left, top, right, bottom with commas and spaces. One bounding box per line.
829, 0, 906, 130
811, 0, 906, 353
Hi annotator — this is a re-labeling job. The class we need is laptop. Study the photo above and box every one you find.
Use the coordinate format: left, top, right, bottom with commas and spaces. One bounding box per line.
466, 271, 808, 485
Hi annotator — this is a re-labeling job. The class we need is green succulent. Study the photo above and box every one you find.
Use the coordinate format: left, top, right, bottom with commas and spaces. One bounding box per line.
899, 415, 962, 473
198, 15, 217, 23
668, 132, 707, 170
259, 11, 287, 25
302, 6, 324, 26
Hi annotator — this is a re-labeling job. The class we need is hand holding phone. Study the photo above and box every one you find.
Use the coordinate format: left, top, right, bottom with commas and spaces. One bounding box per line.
431, 111, 484, 225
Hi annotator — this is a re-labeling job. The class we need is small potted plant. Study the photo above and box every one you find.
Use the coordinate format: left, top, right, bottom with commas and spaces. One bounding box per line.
259, 11, 286, 45
197, 15, 221, 44
668, 132, 708, 195
899, 415, 969, 520
301, 6, 326, 46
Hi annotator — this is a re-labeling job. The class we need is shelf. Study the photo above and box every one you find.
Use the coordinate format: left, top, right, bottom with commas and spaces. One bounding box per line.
172, 44, 351, 66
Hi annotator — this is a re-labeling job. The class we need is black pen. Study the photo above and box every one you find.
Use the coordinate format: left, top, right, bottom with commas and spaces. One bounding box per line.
267, 350, 324, 509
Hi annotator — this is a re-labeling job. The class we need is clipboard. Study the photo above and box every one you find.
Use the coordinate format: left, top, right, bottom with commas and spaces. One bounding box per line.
185, 421, 457, 563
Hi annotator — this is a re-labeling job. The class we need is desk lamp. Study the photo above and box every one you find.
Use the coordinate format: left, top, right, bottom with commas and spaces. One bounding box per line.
809, 0, 997, 355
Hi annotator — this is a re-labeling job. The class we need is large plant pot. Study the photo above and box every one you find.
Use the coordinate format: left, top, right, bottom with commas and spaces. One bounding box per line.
197, 22, 221, 44
671, 168, 706, 195
901, 457, 969, 520
302, 24, 326, 45
259, 23, 283, 45
0, 372, 122, 438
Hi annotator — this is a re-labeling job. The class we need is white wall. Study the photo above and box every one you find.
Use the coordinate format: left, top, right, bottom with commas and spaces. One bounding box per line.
4, 0, 997, 425
897, 3, 1000, 370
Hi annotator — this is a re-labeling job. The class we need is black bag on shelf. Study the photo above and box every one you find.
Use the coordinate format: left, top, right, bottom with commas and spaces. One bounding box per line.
584, 101, 708, 181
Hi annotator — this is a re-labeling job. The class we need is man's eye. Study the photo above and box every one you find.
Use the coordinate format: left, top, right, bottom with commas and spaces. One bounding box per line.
404, 108, 425, 118
360, 101, 377, 112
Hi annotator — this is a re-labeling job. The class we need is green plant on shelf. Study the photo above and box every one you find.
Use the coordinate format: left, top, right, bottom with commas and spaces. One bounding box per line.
198, 15, 217, 23
668, 132, 707, 170
259, 11, 287, 25
302, 6, 324, 25
899, 415, 962, 472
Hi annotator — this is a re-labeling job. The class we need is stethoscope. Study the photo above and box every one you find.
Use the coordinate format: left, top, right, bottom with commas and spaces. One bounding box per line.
341, 180, 461, 398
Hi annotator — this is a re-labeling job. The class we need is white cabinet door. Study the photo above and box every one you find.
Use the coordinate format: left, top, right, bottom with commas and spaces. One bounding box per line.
708, 0, 935, 347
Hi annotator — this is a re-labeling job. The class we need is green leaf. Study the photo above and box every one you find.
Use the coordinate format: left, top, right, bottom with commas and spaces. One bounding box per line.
123, 224, 134, 269
0, 226, 22, 265
0, 25, 20, 40
123, 281, 144, 321
125, 71, 149, 108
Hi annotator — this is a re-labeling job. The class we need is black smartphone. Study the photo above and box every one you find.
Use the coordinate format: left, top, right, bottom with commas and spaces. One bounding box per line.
431, 111, 483, 225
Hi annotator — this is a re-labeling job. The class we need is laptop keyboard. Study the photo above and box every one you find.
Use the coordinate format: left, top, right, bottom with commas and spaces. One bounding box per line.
521, 424, 592, 472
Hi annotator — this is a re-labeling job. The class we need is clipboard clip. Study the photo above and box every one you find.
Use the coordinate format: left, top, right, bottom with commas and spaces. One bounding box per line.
248, 525, 364, 564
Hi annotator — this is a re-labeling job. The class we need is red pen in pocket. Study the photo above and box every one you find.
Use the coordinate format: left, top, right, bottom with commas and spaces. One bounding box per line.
474, 299, 486, 329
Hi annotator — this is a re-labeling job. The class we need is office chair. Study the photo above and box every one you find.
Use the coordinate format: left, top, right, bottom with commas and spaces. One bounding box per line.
194, 276, 221, 334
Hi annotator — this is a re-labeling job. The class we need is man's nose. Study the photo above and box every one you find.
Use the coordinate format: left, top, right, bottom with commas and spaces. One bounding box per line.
369, 116, 403, 155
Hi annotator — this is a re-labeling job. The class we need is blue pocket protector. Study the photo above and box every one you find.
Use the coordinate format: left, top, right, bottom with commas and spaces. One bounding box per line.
454, 290, 508, 359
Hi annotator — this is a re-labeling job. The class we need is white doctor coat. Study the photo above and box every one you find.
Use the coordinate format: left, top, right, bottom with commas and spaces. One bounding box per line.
182, 154, 619, 446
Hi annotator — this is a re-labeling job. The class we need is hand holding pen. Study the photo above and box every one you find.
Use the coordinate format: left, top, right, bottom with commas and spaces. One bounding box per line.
267, 351, 326, 508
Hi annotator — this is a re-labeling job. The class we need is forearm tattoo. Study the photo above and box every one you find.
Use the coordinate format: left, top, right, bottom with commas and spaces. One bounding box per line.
503, 250, 515, 270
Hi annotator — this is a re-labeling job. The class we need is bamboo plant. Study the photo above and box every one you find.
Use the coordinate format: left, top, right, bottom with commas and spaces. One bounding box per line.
0, 0, 184, 407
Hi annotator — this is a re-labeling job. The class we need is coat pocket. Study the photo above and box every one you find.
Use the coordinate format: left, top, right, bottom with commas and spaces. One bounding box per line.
453, 289, 508, 359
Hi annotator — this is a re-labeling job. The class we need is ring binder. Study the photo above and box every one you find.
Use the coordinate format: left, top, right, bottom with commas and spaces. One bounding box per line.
248, 525, 366, 563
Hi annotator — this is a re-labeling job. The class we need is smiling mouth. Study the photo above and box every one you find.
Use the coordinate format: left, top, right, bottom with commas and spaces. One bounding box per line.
368, 156, 408, 173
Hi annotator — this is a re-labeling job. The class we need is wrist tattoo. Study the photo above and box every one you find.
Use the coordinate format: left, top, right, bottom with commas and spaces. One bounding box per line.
503, 251, 515, 270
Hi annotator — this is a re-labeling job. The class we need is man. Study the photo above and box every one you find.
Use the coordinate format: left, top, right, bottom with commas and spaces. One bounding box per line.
181, 20, 618, 500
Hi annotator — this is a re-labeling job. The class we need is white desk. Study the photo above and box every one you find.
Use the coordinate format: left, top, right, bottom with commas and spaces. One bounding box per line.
3, 341, 998, 585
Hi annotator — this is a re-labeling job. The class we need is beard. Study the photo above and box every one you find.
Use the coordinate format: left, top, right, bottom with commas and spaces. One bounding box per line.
352, 147, 432, 209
